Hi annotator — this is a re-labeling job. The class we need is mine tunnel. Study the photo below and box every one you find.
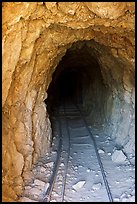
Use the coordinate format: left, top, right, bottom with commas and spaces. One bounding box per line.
45, 39, 135, 153
45, 39, 135, 157
43, 40, 135, 202
2, 2, 135, 202
46, 40, 120, 128
46, 41, 105, 118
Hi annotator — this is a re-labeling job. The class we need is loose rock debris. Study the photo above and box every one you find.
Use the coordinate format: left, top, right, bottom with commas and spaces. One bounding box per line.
72, 180, 86, 191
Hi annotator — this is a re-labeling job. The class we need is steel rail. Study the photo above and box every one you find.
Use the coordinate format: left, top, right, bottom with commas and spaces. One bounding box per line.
75, 104, 114, 202
42, 109, 62, 202
42, 103, 71, 202
60, 102, 71, 202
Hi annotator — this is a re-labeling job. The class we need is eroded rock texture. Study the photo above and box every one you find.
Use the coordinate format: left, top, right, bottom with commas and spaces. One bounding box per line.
2, 2, 135, 201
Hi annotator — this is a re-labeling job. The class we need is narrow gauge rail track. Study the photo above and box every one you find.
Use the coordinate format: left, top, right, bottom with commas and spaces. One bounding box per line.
75, 104, 113, 202
42, 103, 113, 202
42, 104, 71, 202
42, 108, 62, 202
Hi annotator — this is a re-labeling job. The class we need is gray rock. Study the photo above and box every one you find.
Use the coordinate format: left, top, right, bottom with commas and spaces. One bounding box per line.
46, 162, 54, 167
111, 150, 127, 163
72, 180, 86, 191
60, 163, 65, 167
92, 182, 102, 190
39, 166, 46, 172
113, 197, 120, 202
34, 179, 46, 187
98, 149, 105, 154
86, 168, 91, 172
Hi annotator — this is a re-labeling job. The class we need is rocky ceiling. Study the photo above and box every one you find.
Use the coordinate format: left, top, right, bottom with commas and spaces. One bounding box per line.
2, 2, 135, 202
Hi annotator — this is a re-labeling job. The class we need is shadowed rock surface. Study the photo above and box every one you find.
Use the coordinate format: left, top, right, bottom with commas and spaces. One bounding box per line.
2, 2, 135, 201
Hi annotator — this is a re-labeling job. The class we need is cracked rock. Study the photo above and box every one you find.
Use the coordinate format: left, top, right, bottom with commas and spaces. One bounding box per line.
92, 182, 102, 190
72, 181, 86, 191
111, 150, 127, 163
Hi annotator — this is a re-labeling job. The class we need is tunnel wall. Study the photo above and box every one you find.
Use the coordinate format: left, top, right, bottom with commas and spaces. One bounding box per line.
81, 41, 135, 162
2, 2, 135, 201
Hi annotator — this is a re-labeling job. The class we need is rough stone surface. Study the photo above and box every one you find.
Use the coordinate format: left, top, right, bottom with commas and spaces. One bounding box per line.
85, 2, 127, 19
72, 181, 86, 191
111, 150, 127, 163
92, 182, 102, 191
2, 2, 135, 201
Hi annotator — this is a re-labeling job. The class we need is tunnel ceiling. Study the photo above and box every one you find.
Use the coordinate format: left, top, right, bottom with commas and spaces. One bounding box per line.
50, 41, 100, 83
2, 2, 135, 202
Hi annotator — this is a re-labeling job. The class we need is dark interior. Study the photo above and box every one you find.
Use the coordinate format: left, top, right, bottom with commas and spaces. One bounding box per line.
45, 40, 106, 118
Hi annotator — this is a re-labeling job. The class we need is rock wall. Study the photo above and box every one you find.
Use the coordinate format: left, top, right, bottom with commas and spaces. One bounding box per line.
80, 41, 135, 162
2, 2, 135, 201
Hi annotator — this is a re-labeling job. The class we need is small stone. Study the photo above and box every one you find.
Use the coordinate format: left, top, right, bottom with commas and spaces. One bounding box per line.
53, 191, 59, 197
92, 182, 102, 190
120, 192, 128, 199
34, 179, 46, 187
52, 151, 57, 154
46, 162, 54, 167
39, 166, 46, 172
87, 168, 91, 172
60, 163, 65, 167
108, 152, 111, 156
111, 150, 127, 163
114, 197, 120, 202
72, 181, 86, 191
98, 149, 105, 154
25, 185, 32, 190
27, 187, 42, 196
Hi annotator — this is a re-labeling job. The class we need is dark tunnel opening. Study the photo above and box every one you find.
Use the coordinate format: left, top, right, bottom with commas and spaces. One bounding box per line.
58, 71, 80, 101
45, 40, 105, 117
46, 69, 83, 111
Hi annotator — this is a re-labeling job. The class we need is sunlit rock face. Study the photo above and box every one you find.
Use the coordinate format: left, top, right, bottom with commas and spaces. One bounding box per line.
2, 2, 135, 201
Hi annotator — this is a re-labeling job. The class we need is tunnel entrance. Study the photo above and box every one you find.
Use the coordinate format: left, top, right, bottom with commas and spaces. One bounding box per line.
45, 40, 105, 118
